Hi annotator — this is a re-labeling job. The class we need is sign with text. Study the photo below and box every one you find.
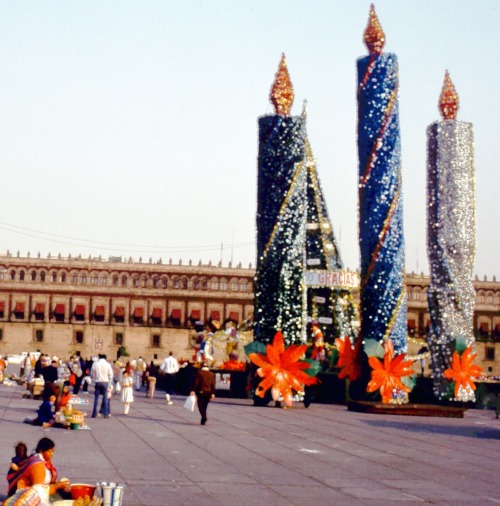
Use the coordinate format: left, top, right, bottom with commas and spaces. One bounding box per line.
305, 270, 359, 290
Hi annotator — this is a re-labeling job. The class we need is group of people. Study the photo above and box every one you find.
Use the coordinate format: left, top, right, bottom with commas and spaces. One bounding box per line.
92, 352, 216, 425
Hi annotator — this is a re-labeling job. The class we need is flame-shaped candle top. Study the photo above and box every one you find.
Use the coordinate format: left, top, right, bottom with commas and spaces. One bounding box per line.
364, 4, 386, 55
270, 53, 294, 116
439, 70, 459, 120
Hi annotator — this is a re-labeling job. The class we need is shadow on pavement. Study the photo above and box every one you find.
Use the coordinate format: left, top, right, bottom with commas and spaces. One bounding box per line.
362, 419, 500, 440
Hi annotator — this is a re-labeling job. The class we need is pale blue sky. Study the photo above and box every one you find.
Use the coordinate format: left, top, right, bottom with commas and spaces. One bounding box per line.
0, 1, 497, 277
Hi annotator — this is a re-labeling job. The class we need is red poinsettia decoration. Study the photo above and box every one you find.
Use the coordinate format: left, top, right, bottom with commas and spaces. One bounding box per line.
248, 331, 318, 407
366, 339, 414, 403
443, 346, 482, 399
334, 337, 362, 381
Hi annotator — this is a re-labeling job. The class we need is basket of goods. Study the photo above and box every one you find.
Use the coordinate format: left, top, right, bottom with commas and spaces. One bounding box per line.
74, 498, 103, 506
71, 483, 97, 500
69, 411, 85, 429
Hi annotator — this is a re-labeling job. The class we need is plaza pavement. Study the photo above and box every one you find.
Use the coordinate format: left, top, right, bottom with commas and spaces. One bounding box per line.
0, 383, 498, 506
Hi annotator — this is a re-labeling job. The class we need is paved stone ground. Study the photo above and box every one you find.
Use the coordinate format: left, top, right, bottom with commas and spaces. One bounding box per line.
0, 383, 498, 506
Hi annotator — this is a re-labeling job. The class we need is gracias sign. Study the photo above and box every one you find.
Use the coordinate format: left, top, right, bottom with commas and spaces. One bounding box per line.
304, 270, 359, 289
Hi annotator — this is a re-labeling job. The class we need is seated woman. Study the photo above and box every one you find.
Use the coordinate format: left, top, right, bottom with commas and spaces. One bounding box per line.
33, 393, 57, 427
6, 437, 70, 498
57, 381, 71, 411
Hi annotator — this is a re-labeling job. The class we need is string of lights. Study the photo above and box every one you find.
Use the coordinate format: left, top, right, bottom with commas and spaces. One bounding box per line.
0, 220, 255, 256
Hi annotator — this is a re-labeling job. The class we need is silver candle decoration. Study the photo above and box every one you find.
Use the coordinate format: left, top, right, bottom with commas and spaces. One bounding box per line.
427, 71, 477, 401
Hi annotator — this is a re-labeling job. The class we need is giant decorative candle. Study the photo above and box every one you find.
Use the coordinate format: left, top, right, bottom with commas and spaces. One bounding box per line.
357, 5, 407, 353
427, 71, 476, 401
255, 54, 307, 346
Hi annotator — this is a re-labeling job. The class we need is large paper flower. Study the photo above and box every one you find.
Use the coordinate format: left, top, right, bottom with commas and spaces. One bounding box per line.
248, 331, 318, 406
443, 346, 482, 399
366, 339, 414, 403
335, 337, 362, 381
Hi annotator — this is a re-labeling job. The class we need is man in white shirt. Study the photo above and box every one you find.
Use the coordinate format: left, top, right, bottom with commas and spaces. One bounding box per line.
160, 352, 179, 405
91, 354, 113, 418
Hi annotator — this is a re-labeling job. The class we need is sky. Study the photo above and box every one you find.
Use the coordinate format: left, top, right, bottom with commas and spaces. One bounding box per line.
0, 0, 498, 278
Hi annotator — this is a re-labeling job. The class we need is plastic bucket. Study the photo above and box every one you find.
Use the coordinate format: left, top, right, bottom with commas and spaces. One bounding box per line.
95, 482, 125, 506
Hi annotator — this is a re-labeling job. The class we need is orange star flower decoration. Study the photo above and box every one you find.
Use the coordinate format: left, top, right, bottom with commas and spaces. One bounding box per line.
366, 339, 414, 404
443, 346, 482, 399
334, 337, 362, 381
248, 331, 318, 407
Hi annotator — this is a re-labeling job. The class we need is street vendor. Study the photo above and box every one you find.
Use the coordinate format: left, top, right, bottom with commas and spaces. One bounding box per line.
0, 355, 6, 383
6, 437, 70, 499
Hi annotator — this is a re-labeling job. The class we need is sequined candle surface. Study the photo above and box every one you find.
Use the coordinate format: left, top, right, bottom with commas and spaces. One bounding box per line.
357, 51, 407, 353
427, 120, 476, 400
255, 115, 307, 345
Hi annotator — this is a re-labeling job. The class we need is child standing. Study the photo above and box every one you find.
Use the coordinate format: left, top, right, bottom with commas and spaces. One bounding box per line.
121, 371, 134, 415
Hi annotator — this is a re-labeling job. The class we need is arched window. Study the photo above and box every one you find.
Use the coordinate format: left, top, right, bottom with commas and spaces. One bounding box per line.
112, 275, 119, 286
40, 272, 46, 282
80, 274, 87, 284
51, 272, 57, 282
121, 275, 128, 286
61, 273, 67, 283
10, 270, 15, 280
19, 270, 25, 281
30, 271, 37, 281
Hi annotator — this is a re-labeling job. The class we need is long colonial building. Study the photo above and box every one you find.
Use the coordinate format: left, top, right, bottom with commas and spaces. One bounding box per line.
0, 254, 498, 373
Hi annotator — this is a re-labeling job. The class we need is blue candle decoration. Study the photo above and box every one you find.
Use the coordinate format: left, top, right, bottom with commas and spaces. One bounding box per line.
357, 5, 407, 354
255, 54, 307, 345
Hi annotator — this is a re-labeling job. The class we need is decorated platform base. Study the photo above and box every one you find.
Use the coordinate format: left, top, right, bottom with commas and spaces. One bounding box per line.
347, 400, 467, 418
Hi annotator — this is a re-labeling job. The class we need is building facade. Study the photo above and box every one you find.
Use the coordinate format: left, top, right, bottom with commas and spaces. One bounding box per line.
0, 254, 498, 374
0, 254, 254, 362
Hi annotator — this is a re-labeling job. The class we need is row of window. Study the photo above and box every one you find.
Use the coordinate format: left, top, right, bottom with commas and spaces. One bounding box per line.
0, 269, 251, 292
406, 290, 499, 304
0, 301, 244, 327
0, 328, 162, 349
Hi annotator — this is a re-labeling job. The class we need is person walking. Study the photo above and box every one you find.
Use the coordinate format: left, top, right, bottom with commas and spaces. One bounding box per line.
146, 361, 158, 399
121, 371, 134, 415
190, 362, 215, 425
160, 351, 179, 405
90, 354, 113, 418
135, 356, 146, 390
71, 357, 83, 394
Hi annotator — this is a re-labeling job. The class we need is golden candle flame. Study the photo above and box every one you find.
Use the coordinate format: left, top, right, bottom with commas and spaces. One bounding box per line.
364, 4, 386, 55
439, 70, 459, 120
270, 53, 294, 116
